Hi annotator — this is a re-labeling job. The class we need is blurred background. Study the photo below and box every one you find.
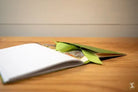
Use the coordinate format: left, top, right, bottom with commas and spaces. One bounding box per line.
0, 0, 137, 37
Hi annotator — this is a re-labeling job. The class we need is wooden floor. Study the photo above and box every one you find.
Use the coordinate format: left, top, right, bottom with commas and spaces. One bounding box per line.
0, 37, 137, 92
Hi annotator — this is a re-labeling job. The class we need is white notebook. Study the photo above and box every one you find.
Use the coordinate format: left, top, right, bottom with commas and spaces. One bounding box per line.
0, 43, 84, 83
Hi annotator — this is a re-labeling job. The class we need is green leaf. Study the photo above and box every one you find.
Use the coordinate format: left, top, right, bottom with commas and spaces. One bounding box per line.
60, 42, 125, 55
55, 41, 126, 65
82, 49, 102, 64
56, 42, 79, 52
83, 60, 91, 64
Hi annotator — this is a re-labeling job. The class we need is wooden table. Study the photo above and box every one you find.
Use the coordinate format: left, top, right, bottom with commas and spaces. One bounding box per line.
0, 37, 137, 92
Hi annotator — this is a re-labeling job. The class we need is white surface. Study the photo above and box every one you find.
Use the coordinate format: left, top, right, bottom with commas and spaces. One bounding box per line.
0, 0, 137, 37
0, 25, 138, 37
0, 0, 137, 24
0, 43, 82, 83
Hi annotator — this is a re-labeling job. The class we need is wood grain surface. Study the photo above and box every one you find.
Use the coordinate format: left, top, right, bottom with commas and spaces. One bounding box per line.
0, 37, 137, 92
